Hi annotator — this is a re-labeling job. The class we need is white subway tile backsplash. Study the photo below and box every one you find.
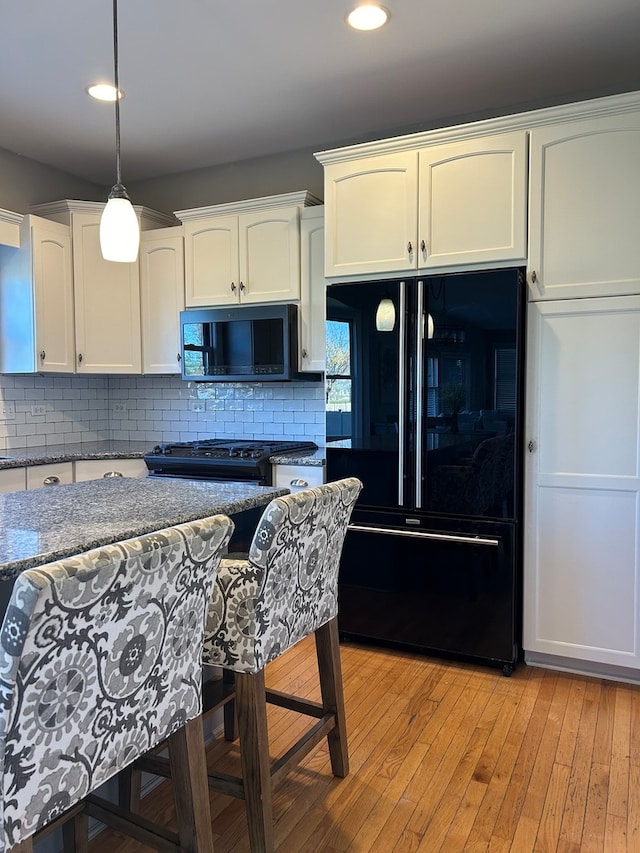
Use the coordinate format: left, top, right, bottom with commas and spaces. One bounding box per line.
0, 375, 325, 448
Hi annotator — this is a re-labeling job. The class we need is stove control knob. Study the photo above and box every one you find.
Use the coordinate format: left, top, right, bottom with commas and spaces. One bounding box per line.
229, 449, 239, 457
240, 450, 251, 458
251, 450, 263, 458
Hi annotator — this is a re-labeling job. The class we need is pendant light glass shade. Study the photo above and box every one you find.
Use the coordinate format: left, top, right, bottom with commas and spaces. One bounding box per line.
427, 313, 435, 339
375, 297, 396, 332
100, 0, 139, 263
100, 188, 140, 262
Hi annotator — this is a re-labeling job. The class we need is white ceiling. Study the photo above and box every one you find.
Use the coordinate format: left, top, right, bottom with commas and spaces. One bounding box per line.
1, 0, 639, 186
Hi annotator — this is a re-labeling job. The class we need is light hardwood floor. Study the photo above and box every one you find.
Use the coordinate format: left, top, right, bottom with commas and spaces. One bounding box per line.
91, 637, 640, 852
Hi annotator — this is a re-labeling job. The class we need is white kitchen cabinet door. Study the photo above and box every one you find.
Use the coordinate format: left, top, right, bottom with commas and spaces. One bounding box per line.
74, 458, 148, 481
418, 131, 528, 269
524, 295, 640, 671
273, 463, 324, 492
238, 206, 301, 303
299, 206, 325, 372
528, 111, 640, 300
0, 467, 26, 493
72, 212, 142, 373
0, 216, 74, 374
323, 150, 419, 278
183, 215, 239, 306
26, 461, 74, 489
140, 228, 185, 374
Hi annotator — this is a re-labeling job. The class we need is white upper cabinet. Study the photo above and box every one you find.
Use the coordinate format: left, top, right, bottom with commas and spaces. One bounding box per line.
0, 215, 74, 373
319, 131, 527, 278
30, 200, 176, 375
418, 133, 527, 269
299, 205, 326, 372
71, 211, 143, 374
140, 227, 185, 374
528, 109, 640, 300
322, 150, 419, 278
177, 192, 321, 307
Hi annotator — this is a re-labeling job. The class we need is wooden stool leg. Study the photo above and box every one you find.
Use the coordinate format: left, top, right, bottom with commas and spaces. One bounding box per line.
118, 764, 142, 812
315, 616, 349, 777
168, 715, 215, 853
236, 670, 274, 853
223, 668, 236, 741
61, 811, 88, 853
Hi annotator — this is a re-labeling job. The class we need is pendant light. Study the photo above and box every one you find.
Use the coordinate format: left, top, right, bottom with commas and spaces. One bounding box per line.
99, 0, 140, 263
375, 297, 396, 332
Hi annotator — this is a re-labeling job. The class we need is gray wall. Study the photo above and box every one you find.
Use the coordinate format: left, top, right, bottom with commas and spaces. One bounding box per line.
128, 146, 325, 214
0, 146, 103, 213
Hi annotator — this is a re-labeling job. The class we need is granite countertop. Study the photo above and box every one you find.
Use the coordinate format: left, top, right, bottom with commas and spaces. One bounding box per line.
0, 441, 326, 470
0, 476, 287, 582
269, 448, 325, 467
0, 440, 150, 470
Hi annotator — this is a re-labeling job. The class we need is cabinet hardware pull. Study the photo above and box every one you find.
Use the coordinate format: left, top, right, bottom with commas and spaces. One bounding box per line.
421, 239, 427, 255
290, 479, 308, 488
407, 241, 413, 254
103, 471, 124, 478
43, 476, 61, 486
230, 282, 237, 292
528, 440, 537, 453
177, 353, 182, 362
301, 349, 308, 359
240, 281, 246, 292
78, 353, 83, 364
349, 523, 499, 547
531, 270, 538, 285
40, 350, 46, 361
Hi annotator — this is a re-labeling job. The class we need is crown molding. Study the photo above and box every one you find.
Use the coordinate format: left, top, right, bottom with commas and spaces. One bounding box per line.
0, 207, 24, 247
315, 89, 640, 165
175, 190, 322, 222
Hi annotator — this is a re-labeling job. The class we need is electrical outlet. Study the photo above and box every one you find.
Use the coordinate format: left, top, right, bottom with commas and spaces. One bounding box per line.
0, 403, 16, 421
31, 404, 47, 417
113, 402, 127, 414
189, 400, 205, 412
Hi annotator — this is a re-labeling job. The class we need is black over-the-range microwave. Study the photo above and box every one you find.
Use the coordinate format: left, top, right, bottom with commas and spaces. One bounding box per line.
180, 303, 320, 382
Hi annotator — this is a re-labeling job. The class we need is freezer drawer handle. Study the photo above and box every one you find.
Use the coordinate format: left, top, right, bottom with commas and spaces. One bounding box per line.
348, 523, 499, 548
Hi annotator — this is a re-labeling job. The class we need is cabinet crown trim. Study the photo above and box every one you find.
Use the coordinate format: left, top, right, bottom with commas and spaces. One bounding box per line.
0, 207, 23, 248
175, 190, 322, 222
30, 199, 177, 229
315, 89, 640, 164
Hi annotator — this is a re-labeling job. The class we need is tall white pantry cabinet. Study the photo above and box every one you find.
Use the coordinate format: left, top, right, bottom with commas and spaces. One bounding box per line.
524, 98, 640, 678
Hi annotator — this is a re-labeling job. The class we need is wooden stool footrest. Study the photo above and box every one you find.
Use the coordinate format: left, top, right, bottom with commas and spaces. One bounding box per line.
265, 688, 325, 718
271, 714, 336, 786
85, 793, 180, 853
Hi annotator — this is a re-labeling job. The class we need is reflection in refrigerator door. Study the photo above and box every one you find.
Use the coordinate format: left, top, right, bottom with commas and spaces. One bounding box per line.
326, 268, 526, 672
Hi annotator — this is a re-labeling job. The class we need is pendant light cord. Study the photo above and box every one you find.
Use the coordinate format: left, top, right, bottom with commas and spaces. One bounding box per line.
112, 0, 122, 188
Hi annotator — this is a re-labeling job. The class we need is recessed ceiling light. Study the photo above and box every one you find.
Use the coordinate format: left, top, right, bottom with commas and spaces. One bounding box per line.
346, 4, 390, 31
86, 83, 124, 102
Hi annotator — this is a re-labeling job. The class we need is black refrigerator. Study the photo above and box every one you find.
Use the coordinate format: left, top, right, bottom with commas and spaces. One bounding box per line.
326, 268, 526, 674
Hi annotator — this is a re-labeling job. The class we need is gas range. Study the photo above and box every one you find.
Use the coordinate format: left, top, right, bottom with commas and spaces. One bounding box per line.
144, 439, 318, 484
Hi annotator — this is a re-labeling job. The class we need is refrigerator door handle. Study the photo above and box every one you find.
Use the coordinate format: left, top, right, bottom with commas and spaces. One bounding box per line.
348, 523, 500, 548
398, 281, 406, 505
415, 280, 425, 508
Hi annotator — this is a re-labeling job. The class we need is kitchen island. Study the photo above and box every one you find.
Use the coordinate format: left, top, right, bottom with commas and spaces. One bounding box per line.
0, 476, 288, 584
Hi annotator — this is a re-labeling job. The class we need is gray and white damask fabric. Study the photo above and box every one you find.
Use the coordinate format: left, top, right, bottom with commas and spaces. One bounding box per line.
0, 513, 233, 851
203, 477, 362, 674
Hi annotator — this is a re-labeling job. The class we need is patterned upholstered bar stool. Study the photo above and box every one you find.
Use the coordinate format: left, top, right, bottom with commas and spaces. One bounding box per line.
202, 477, 362, 853
0, 513, 233, 853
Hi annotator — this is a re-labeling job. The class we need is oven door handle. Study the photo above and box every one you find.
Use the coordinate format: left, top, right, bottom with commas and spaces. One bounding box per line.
348, 523, 500, 548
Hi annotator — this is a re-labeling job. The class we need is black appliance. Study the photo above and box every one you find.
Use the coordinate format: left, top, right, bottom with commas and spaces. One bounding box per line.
326, 268, 526, 674
144, 438, 318, 485
180, 304, 320, 382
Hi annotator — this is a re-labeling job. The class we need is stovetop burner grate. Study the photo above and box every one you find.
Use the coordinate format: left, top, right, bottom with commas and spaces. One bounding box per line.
144, 439, 318, 484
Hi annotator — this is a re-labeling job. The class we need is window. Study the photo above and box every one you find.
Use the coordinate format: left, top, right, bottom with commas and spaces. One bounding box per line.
325, 319, 352, 439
